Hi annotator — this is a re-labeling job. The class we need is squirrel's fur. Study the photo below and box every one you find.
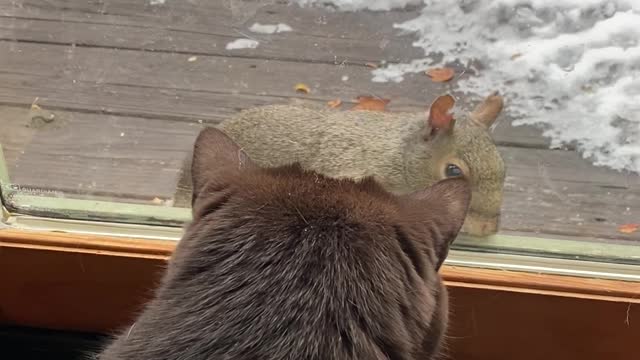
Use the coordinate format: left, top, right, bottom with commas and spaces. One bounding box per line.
174, 92, 504, 236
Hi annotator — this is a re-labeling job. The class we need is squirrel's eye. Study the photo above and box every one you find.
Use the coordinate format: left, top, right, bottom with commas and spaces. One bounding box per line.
445, 163, 463, 178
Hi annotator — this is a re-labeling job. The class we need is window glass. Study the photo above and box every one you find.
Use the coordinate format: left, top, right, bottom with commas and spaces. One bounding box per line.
1, 0, 639, 264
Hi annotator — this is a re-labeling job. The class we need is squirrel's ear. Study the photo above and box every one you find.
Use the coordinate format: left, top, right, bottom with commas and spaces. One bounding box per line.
425, 94, 456, 140
468, 91, 503, 129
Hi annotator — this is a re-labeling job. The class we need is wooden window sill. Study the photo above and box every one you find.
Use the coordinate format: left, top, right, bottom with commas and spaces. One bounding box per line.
1, 228, 638, 360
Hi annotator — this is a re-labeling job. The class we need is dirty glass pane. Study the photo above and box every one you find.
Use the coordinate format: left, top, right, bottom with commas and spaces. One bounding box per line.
0, 1, 639, 263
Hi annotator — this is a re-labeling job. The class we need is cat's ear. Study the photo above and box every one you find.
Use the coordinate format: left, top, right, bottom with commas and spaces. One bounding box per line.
191, 127, 256, 205
405, 178, 471, 270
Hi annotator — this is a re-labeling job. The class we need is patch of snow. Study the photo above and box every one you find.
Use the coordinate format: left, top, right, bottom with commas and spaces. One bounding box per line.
249, 23, 293, 34
149, 0, 165, 5
302, 0, 640, 173
294, 0, 421, 12
372, 58, 434, 83
225, 39, 260, 50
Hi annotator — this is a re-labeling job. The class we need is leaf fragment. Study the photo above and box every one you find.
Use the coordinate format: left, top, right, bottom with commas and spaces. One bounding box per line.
351, 96, 390, 111
294, 83, 310, 94
618, 223, 639, 234
327, 99, 342, 108
426, 67, 455, 82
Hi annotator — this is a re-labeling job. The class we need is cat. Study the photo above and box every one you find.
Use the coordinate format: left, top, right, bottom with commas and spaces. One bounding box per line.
95, 127, 471, 359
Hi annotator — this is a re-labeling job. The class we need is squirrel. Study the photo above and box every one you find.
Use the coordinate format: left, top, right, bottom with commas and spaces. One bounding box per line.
174, 92, 505, 237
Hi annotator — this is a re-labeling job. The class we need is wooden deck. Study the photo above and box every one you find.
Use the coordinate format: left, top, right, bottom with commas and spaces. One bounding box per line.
0, 0, 639, 243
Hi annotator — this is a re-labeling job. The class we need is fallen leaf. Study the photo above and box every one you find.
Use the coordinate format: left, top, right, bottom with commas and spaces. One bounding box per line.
188, 56, 198, 62
30, 103, 42, 111
351, 96, 390, 111
428, 94, 456, 130
618, 223, 639, 234
294, 83, 310, 94
365, 62, 379, 69
510, 53, 523, 60
426, 67, 455, 82
327, 99, 342, 108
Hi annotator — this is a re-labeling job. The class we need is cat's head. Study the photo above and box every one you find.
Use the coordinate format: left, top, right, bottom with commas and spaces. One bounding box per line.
184, 127, 471, 358
190, 127, 469, 268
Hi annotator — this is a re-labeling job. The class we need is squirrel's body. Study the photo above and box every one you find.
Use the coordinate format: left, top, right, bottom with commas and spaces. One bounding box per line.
174, 93, 505, 236
219, 105, 423, 193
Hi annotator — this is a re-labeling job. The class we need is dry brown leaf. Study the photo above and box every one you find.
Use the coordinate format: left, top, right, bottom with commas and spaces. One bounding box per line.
428, 94, 456, 130
327, 99, 342, 108
294, 83, 310, 94
618, 223, 639, 234
351, 96, 390, 111
365, 62, 379, 69
426, 67, 455, 82
510, 53, 523, 60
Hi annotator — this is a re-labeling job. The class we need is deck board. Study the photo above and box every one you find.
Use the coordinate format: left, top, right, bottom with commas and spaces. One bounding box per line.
500, 147, 639, 242
0, 41, 546, 147
2, 101, 637, 241
0, 0, 423, 63
1, 105, 199, 201
0, 0, 638, 243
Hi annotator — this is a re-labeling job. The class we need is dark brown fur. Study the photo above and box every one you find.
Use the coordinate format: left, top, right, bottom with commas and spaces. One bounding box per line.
96, 127, 471, 360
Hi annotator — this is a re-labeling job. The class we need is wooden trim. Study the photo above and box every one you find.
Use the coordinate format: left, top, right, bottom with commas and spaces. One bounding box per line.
0, 228, 174, 259
445, 286, 638, 360
2, 228, 639, 300
1, 228, 639, 360
443, 266, 640, 303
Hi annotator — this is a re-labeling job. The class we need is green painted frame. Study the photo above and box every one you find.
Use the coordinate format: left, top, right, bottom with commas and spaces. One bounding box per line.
1, 143, 640, 277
